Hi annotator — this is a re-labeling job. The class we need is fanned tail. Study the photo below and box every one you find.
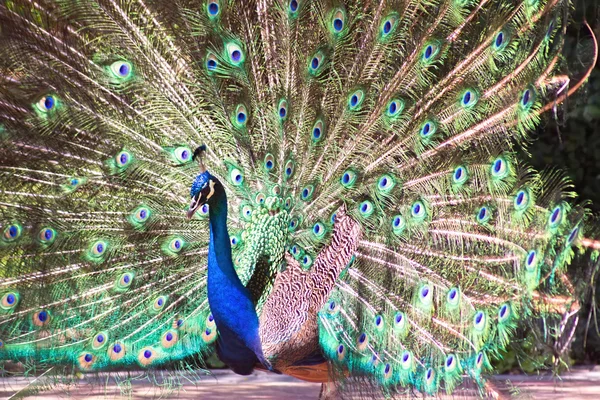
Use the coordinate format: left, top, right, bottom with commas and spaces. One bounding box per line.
0, 0, 594, 397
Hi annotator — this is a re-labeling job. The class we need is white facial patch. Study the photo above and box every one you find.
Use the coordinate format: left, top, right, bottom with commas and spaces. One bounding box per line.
206, 179, 216, 200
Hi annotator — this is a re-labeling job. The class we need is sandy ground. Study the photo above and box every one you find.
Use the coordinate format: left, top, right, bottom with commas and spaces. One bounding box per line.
1, 367, 600, 399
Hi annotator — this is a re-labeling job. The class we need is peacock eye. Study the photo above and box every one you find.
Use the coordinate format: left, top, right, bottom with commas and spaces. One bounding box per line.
452, 165, 468, 185
36, 94, 58, 113
152, 295, 168, 312
419, 120, 436, 138
400, 350, 412, 369
548, 205, 563, 228
393, 311, 409, 340
226, 42, 244, 65
356, 332, 368, 351
38, 227, 56, 245
284, 197, 292, 210
498, 303, 511, 322
493, 31, 507, 50
425, 368, 435, 384
270, 185, 281, 196
278, 99, 288, 120
207, 0, 220, 17
476, 206, 491, 224
358, 200, 374, 218
300, 185, 314, 201
382, 360, 390, 374
290, 244, 300, 256
92, 331, 109, 350
392, 215, 406, 235
309, 51, 326, 75
311, 119, 325, 142
174, 146, 192, 164
340, 169, 357, 188
169, 237, 184, 253
567, 226, 579, 245
108, 342, 125, 361
264, 154, 275, 171
301, 254, 313, 268
229, 168, 244, 186
447, 287, 460, 306
116, 150, 132, 168
109, 61, 133, 80
525, 249, 538, 270
327, 300, 338, 313
284, 160, 295, 179
461, 89, 478, 108
476, 352, 485, 369
206, 53, 219, 71
395, 311, 404, 324
241, 204, 253, 221
514, 189, 531, 211
330, 8, 346, 34
3, 223, 23, 242
130, 206, 151, 225
330, 212, 337, 224
32, 310, 51, 326
115, 272, 134, 291
91, 240, 107, 257
162, 330, 178, 348
386, 98, 404, 118
380, 14, 398, 39
411, 200, 427, 220
1, 291, 20, 311
419, 284, 433, 305
289, 0, 299, 14
370, 351, 380, 364
490, 156, 509, 179
138, 347, 157, 365
422, 42, 440, 62
377, 174, 395, 194
233, 104, 248, 128
288, 216, 299, 232
473, 310, 487, 331
445, 354, 458, 372
348, 89, 365, 110
255, 193, 266, 204
230, 234, 241, 248
312, 222, 326, 239
520, 87, 535, 109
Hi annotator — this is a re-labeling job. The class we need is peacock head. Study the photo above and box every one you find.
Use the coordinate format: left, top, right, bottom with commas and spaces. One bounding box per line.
187, 171, 225, 219
187, 146, 225, 219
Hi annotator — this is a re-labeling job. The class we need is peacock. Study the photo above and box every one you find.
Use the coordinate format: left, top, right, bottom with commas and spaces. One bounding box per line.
0, 0, 597, 397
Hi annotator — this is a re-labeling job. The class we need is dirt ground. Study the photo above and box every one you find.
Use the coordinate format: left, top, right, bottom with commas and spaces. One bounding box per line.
1, 366, 600, 399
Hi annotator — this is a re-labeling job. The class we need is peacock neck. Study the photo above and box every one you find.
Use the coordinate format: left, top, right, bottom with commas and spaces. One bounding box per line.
206, 191, 266, 375
207, 195, 237, 284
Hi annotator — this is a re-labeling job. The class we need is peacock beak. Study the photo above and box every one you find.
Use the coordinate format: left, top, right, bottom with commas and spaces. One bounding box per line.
186, 207, 197, 220
187, 193, 204, 219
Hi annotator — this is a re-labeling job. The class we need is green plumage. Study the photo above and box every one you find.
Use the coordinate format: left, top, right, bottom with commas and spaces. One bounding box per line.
0, 0, 593, 397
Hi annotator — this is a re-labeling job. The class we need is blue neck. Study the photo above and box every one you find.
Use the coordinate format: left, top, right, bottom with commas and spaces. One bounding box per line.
206, 192, 265, 375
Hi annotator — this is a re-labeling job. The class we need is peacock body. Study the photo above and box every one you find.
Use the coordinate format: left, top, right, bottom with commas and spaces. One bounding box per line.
0, 0, 593, 396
